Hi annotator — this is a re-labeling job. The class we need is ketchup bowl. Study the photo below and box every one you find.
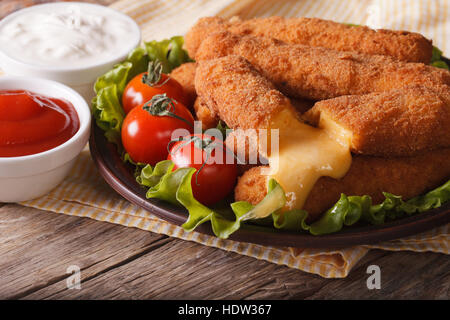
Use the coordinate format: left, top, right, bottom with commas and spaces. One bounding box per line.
0, 76, 91, 202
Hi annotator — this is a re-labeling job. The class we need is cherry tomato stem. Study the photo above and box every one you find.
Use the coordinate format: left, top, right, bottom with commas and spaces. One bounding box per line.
121, 99, 194, 165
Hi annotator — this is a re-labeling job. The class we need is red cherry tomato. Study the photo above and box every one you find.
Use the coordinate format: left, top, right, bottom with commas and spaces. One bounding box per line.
121, 96, 194, 165
168, 134, 238, 206
122, 69, 188, 114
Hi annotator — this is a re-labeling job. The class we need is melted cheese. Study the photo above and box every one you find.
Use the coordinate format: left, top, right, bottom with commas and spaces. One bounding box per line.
264, 108, 352, 211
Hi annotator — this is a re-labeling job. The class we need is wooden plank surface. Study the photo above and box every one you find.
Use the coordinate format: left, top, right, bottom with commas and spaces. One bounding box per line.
0, 204, 448, 299
0, 204, 167, 299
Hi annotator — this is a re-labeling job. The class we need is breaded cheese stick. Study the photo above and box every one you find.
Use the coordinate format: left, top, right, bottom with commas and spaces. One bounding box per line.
235, 148, 450, 222
304, 85, 450, 157
196, 55, 450, 157
185, 16, 433, 63
169, 62, 197, 109
225, 128, 265, 166
224, 95, 314, 164
195, 31, 450, 100
195, 94, 313, 131
194, 97, 219, 130
195, 55, 294, 130
224, 129, 261, 175
167, 60, 225, 130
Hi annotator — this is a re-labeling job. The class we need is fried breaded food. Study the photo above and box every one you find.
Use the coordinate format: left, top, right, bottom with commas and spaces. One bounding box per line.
291, 97, 315, 115
195, 31, 450, 100
196, 54, 450, 221
304, 85, 450, 157
169, 62, 197, 109
194, 97, 218, 130
195, 95, 312, 131
185, 17, 230, 59
196, 55, 450, 157
224, 130, 260, 176
191, 19, 450, 223
224, 95, 313, 166
185, 16, 433, 63
223, 96, 313, 166
236, 148, 450, 222
194, 95, 312, 131
195, 55, 294, 130
225, 128, 267, 167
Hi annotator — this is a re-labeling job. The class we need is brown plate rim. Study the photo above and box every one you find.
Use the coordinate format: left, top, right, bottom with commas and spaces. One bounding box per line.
89, 121, 450, 249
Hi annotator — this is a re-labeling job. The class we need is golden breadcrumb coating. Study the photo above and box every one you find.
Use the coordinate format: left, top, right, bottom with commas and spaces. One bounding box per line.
224, 129, 264, 176
195, 95, 312, 131
192, 29, 450, 219
195, 55, 293, 130
185, 17, 231, 59
185, 16, 433, 63
223, 97, 314, 165
195, 31, 449, 101
225, 128, 266, 166
304, 85, 450, 157
195, 54, 450, 157
236, 148, 450, 222
169, 62, 197, 109
193, 97, 218, 130
194, 95, 313, 132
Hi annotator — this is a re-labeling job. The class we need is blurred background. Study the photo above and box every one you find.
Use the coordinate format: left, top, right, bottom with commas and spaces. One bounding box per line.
1, 0, 448, 54
1, 0, 115, 18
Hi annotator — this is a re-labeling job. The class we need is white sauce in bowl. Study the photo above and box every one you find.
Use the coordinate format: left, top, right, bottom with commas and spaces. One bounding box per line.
0, 4, 139, 68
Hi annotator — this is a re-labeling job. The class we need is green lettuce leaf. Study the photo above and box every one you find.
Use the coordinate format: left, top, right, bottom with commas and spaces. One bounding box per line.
137, 161, 254, 238
136, 161, 295, 238
431, 46, 444, 62
92, 47, 148, 145
306, 181, 450, 235
92, 84, 124, 145
136, 160, 173, 188
430, 46, 449, 69
92, 37, 192, 145
145, 36, 191, 74
215, 121, 231, 139
135, 159, 450, 238
431, 61, 449, 69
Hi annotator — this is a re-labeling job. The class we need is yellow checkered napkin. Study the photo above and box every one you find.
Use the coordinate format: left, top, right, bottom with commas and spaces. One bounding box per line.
20, 0, 450, 278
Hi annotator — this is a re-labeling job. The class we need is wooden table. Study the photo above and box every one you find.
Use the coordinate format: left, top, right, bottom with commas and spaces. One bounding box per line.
1, 0, 449, 300
1, 202, 449, 299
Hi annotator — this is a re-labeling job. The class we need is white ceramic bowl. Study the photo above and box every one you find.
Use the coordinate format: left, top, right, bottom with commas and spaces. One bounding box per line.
0, 76, 91, 202
0, 2, 141, 102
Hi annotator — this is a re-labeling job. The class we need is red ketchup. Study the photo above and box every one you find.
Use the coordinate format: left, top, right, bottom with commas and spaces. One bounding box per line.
0, 90, 80, 157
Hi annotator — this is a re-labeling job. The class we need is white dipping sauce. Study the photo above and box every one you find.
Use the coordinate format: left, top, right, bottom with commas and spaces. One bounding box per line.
0, 4, 138, 68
